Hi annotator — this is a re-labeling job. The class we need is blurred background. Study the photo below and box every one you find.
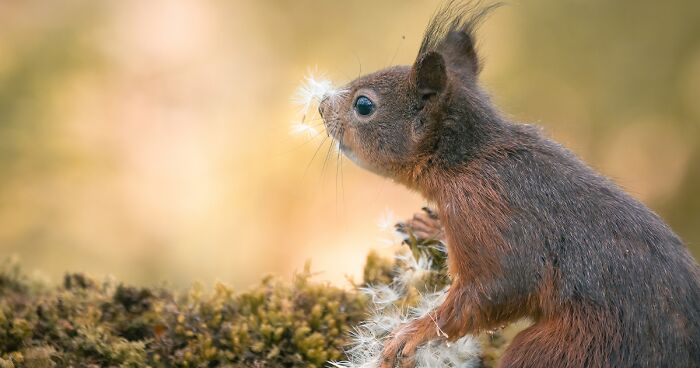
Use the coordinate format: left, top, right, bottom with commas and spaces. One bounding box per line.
1, 0, 698, 289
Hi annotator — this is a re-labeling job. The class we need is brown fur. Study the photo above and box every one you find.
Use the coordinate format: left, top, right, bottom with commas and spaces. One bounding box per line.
318, 1, 700, 367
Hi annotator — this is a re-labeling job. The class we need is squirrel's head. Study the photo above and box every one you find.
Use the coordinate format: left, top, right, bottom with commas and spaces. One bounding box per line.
318, 1, 502, 186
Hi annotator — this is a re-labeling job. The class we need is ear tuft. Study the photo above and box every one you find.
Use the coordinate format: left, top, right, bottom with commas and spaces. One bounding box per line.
413, 51, 447, 101
417, 1, 503, 79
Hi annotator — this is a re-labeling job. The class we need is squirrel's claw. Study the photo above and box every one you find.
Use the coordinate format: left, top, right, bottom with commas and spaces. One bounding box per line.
395, 221, 409, 234
421, 206, 439, 219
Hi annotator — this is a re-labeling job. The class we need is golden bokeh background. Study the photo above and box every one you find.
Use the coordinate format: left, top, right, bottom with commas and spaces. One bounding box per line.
1, 0, 698, 288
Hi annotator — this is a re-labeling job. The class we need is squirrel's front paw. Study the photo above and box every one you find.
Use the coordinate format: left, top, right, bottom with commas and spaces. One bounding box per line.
396, 207, 444, 242
379, 318, 437, 368
379, 328, 417, 368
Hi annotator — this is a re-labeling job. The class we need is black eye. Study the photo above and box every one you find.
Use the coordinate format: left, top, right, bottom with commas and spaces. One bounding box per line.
354, 95, 375, 116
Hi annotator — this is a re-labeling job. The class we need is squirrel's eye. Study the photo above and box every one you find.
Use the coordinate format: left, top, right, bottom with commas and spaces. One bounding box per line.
354, 96, 375, 116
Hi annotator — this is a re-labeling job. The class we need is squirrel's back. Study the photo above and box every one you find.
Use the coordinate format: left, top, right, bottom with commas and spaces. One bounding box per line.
493, 123, 700, 367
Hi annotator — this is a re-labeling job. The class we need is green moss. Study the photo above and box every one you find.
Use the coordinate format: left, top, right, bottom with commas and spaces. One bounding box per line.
362, 251, 394, 286
0, 259, 367, 367
0, 236, 518, 367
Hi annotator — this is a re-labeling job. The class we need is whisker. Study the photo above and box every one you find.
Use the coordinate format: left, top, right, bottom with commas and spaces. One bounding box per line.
304, 135, 330, 178
320, 134, 336, 180
387, 35, 406, 67
352, 51, 362, 79
276, 131, 327, 156
335, 141, 341, 216
291, 70, 350, 192
338, 132, 346, 214
304, 117, 330, 125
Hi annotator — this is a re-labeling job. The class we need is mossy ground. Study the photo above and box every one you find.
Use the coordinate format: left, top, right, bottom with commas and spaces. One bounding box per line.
0, 237, 521, 367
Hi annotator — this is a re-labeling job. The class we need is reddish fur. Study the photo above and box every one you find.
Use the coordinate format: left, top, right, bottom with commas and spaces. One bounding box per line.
387, 147, 631, 368
385, 137, 630, 368
321, 4, 700, 366
382, 151, 523, 367
501, 307, 622, 368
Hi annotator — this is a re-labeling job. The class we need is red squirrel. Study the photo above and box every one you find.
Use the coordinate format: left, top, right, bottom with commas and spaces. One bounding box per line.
317, 1, 700, 367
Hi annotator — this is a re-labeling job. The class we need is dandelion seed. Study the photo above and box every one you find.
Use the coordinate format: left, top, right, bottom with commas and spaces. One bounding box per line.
290, 122, 319, 137
394, 252, 435, 288
332, 250, 481, 368
410, 289, 448, 319
375, 209, 405, 247
377, 208, 397, 232
292, 70, 338, 117
361, 284, 400, 309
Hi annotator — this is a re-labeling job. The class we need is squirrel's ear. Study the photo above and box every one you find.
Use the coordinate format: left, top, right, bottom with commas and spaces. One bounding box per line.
440, 30, 480, 77
412, 51, 447, 102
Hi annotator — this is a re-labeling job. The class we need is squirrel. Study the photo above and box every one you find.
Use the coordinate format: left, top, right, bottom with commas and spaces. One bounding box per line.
318, 1, 700, 367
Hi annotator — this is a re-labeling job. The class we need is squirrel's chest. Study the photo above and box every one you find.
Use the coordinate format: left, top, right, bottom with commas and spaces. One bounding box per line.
437, 197, 511, 280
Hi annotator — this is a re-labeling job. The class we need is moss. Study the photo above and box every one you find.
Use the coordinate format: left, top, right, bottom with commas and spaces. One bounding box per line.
362, 251, 394, 286
0, 260, 366, 367
0, 236, 518, 367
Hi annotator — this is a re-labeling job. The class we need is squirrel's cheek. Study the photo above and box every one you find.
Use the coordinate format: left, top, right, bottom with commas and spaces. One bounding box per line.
340, 141, 390, 177
338, 143, 366, 169
340, 147, 363, 167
